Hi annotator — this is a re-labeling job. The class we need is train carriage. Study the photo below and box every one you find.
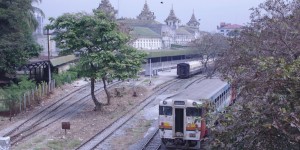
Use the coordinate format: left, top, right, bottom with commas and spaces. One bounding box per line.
158, 78, 235, 149
177, 61, 203, 78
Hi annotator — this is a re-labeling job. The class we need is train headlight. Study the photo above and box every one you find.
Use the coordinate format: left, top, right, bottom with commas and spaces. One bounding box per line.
193, 102, 197, 106
163, 101, 167, 105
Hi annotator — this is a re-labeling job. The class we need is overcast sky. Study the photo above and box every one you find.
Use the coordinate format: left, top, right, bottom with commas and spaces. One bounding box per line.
36, 0, 264, 32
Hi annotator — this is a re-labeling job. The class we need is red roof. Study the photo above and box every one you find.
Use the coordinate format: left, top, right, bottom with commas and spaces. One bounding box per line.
220, 24, 243, 29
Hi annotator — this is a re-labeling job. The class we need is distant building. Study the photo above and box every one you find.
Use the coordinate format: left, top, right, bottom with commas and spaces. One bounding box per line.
35, 13, 44, 35
217, 22, 243, 37
131, 27, 163, 50
98, 0, 201, 50
137, 1, 156, 21
164, 8, 200, 46
33, 13, 58, 57
34, 34, 58, 57
165, 6, 180, 30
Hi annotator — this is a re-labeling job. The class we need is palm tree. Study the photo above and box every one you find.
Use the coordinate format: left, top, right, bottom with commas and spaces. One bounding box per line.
27, 0, 45, 30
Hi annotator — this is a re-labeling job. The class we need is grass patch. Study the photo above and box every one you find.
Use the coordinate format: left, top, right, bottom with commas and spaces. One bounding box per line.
47, 140, 63, 150
144, 120, 152, 128
46, 139, 81, 150
18, 138, 82, 150
15, 135, 46, 150
142, 79, 149, 83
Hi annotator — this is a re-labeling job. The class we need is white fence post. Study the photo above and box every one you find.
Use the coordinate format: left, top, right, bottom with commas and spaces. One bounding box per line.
23, 93, 26, 111
19, 96, 22, 113
27, 91, 30, 106
42, 82, 45, 96
32, 89, 34, 102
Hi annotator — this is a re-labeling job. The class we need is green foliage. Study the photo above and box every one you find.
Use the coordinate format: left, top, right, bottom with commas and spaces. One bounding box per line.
52, 70, 78, 87
0, 77, 35, 110
0, 0, 43, 76
190, 33, 229, 75
212, 0, 300, 149
48, 10, 146, 80
47, 10, 146, 107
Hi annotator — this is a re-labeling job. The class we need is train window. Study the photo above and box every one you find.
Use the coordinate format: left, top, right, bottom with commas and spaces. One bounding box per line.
159, 106, 172, 116
186, 107, 202, 116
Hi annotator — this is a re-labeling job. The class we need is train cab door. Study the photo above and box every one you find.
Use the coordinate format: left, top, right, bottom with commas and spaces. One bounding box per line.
174, 108, 184, 137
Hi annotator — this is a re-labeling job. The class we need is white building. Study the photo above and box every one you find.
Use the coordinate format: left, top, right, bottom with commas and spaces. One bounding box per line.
33, 13, 58, 57
100, 0, 201, 50
131, 27, 163, 50
217, 22, 243, 37
163, 8, 200, 46
34, 34, 58, 57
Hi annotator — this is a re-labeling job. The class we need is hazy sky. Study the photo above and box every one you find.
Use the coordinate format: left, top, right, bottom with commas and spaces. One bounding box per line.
36, 0, 264, 32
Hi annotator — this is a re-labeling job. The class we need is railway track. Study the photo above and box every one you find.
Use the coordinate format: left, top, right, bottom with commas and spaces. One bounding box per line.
5, 81, 121, 145
76, 78, 181, 150
77, 75, 206, 150
140, 128, 160, 150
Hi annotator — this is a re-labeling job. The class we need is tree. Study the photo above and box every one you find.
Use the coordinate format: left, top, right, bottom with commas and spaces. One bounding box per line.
210, 0, 300, 149
0, 0, 43, 78
190, 33, 229, 77
47, 11, 146, 111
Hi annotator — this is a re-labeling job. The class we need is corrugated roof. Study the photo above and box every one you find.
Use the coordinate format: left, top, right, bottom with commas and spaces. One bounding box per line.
176, 27, 193, 35
117, 18, 161, 26
131, 27, 161, 38
143, 49, 199, 58
50, 55, 78, 67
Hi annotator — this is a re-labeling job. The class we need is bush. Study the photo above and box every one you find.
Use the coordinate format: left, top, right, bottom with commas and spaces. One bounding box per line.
0, 77, 35, 118
53, 69, 79, 87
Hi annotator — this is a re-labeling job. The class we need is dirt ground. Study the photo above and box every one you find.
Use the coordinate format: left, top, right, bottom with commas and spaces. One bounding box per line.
0, 78, 160, 150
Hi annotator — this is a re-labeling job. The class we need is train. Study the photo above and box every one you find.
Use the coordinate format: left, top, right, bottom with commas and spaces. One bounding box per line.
158, 78, 236, 149
177, 61, 203, 79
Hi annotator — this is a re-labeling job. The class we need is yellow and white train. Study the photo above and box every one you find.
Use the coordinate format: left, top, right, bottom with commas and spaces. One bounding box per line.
158, 78, 236, 149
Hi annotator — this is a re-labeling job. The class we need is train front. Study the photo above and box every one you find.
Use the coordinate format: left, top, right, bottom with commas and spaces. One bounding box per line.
159, 99, 206, 149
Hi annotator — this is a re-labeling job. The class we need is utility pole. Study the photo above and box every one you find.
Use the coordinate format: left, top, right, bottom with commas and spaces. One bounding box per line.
44, 28, 52, 90
149, 58, 152, 85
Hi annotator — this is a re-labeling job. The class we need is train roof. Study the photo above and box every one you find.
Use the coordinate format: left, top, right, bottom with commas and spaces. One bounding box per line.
171, 78, 229, 101
182, 61, 201, 65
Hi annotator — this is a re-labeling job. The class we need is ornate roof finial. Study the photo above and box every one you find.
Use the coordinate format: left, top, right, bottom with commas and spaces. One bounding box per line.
137, 0, 156, 20
187, 10, 200, 28
165, 5, 180, 23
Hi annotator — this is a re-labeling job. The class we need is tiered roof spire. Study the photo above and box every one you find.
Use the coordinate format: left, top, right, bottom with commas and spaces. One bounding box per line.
165, 5, 180, 26
187, 10, 200, 28
137, 1, 156, 20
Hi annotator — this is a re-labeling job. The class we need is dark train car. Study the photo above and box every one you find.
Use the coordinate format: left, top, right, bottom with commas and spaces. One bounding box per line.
177, 61, 202, 78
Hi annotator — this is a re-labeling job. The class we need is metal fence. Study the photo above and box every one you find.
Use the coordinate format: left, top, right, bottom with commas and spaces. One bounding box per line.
0, 80, 56, 113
